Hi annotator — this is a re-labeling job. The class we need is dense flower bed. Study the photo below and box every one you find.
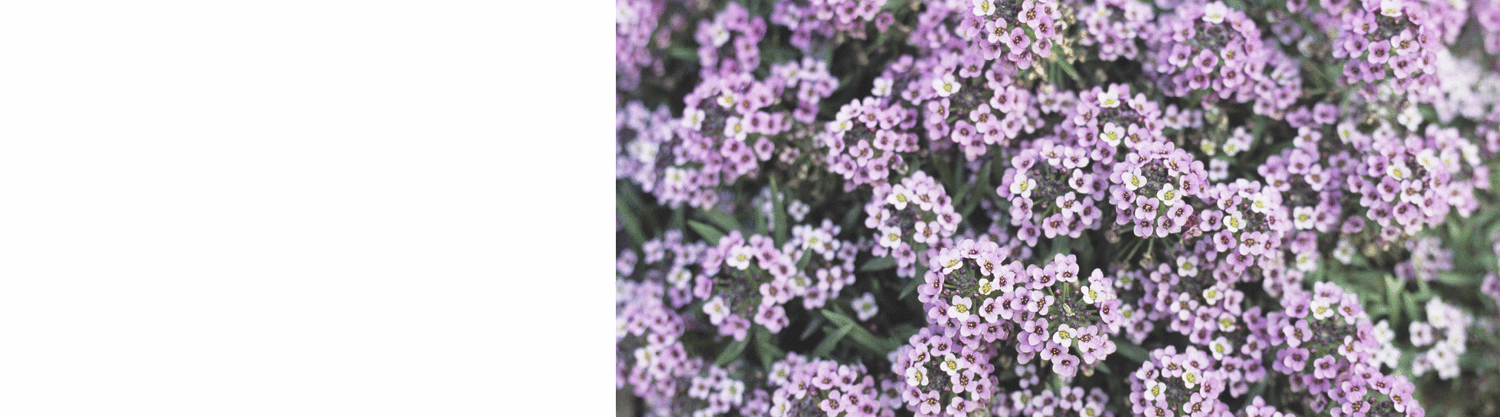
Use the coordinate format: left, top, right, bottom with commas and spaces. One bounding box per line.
617, 0, 1500, 415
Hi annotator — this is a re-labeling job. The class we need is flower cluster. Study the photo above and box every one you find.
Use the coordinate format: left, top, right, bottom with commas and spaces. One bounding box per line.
616, 0, 1500, 415
1108, 141, 1211, 239
889, 325, 1003, 416
1078, 0, 1152, 61
616, 278, 697, 410
615, 0, 667, 90
701, 229, 857, 337
867, 172, 961, 278
1142, 2, 1301, 116
917, 242, 1124, 378
819, 96, 919, 190
1126, 345, 1233, 417
997, 138, 1107, 246
766, 353, 896, 417
1409, 297, 1471, 380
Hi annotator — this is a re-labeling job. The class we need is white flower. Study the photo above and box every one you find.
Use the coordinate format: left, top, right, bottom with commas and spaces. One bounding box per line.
1181, 369, 1201, 389
1177, 256, 1198, 277
1081, 284, 1102, 304
977, 278, 997, 296
628, 140, 659, 164
1101, 123, 1125, 146
935, 250, 963, 274
1053, 324, 1076, 348
1249, 192, 1273, 214
1202, 286, 1222, 304
939, 353, 963, 375
727, 245, 755, 270
704, 296, 730, 325
877, 227, 902, 249
1144, 380, 1166, 402
1156, 184, 1181, 207
717, 91, 739, 108
1295, 253, 1318, 271
682, 108, 707, 130
828, 117, 853, 134
1121, 170, 1146, 191
724, 116, 748, 141
1293, 206, 1315, 230
1098, 89, 1120, 108
1311, 298, 1335, 320
1217, 314, 1237, 332
1010, 174, 1038, 198
1222, 210, 1246, 232
664, 167, 690, 188
710, 23, 733, 47
887, 184, 912, 210
872, 77, 893, 97
1387, 162, 1411, 181
972, 0, 995, 16
853, 293, 879, 321
1334, 240, 1355, 264
905, 366, 929, 387
1202, 2, 1228, 23
667, 266, 693, 288
1209, 337, 1233, 360
1380, 0, 1404, 17
950, 296, 973, 322
932, 73, 961, 98
1374, 320, 1396, 343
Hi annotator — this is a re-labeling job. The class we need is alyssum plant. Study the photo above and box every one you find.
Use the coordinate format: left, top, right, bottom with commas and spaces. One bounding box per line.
617, 0, 1500, 416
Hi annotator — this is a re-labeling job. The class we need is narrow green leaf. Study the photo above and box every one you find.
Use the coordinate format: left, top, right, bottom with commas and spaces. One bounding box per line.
754, 328, 783, 369
1386, 275, 1403, 322
800, 315, 825, 341
813, 324, 854, 358
842, 203, 862, 232
670, 208, 686, 234
1111, 337, 1148, 363
689, 220, 726, 243
796, 250, 813, 270
1437, 271, 1479, 287
700, 208, 741, 235
714, 338, 750, 367
771, 178, 789, 246
860, 256, 897, 272
820, 310, 897, 354
617, 196, 646, 247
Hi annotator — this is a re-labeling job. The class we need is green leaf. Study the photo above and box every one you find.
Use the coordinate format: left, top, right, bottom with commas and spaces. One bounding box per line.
1403, 292, 1420, 322
813, 323, 854, 358
1056, 57, 1082, 84
700, 208, 741, 235
1386, 275, 1403, 322
900, 277, 921, 300
667, 46, 697, 61
1111, 337, 1148, 363
714, 338, 749, 367
859, 256, 897, 272
820, 310, 897, 355
771, 178, 789, 246
842, 203, 862, 232
800, 315, 825, 341
617, 195, 646, 247
689, 220, 726, 243
754, 328, 783, 369
670, 208, 686, 234
796, 250, 813, 270
1437, 271, 1480, 287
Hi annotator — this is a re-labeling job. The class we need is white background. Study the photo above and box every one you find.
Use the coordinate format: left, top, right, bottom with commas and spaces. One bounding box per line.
0, 1, 611, 415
